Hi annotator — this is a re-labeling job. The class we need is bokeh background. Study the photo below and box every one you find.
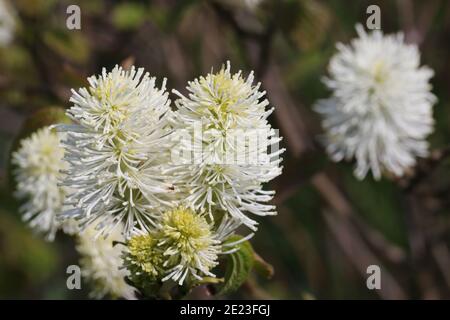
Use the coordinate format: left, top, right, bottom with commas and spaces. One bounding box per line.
1, 0, 450, 299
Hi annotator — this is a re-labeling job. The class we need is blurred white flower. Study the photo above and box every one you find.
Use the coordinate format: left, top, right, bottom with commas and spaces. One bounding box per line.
12, 127, 68, 241
0, 0, 15, 46
59, 65, 173, 238
170, 62, 283, 230
77, 223, 136, 299
60, 218, 81, 236
315, 25, 436, 180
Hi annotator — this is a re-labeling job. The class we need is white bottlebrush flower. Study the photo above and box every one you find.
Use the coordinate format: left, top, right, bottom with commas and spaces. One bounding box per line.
0, 0, 15, 46
77, 223, 136, 299
158, 206, 243, 285
125, 206, 247, 286
59, 65, 173, 238
170, 62, 284, 231
12, 127, 68, 241
315, 24, 436, 180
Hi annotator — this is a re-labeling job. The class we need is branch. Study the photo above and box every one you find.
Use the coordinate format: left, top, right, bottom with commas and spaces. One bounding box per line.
323, 209, 408, 299
210, 1, 276, 77
399, 145, 450, 192
312, 173, 406, 266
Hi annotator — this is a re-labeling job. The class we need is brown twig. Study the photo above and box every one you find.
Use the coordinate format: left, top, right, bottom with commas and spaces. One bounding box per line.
210, 1, 275, 77
397, 0, 443, 45
399, 145, 450, 192
262, 62, 316, 158
431, 242, 450, 290
323, 210, 408, 299
313, 172, 407, 268
241, 277, 273, 300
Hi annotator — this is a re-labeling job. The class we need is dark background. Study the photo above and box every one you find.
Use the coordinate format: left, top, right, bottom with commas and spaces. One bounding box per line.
0, 0, 449, 299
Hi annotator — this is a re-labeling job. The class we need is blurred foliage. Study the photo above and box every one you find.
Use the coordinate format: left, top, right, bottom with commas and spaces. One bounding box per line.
112, 3, 148, 30
0, 210, 57, 298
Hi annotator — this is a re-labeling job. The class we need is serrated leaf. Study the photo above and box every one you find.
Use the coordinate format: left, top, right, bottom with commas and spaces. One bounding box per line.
215, 235, 255, 296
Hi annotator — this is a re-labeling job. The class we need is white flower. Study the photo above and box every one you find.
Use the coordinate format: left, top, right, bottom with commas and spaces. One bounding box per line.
125, 206, 248, 286
60, 218, 81, 236
12, 127, 68, 241
59, 65, 173, 238
170, 62, 284, 230
158, 206, 242, 285
0, 0, 15, 46
315, 25, 436, 180
77, 223, 136, 299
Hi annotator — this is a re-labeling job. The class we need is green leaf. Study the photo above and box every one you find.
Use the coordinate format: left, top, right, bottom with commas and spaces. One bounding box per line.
42, 30, 90, 64
112, 3, 148, 31
0, 211, 58, 296
215, 235, 255, 296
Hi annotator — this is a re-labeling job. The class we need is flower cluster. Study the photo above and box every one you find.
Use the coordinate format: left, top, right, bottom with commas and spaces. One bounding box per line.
171, 62, 283, 230
8, 18, 440, 299
123, 206, 242, 286
59, 66, 173, 238
52, 62, 283, 291
315, 25, 436, 180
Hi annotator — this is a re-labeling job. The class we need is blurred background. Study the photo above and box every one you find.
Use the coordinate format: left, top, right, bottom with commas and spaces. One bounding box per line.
1, 0, 450, 299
